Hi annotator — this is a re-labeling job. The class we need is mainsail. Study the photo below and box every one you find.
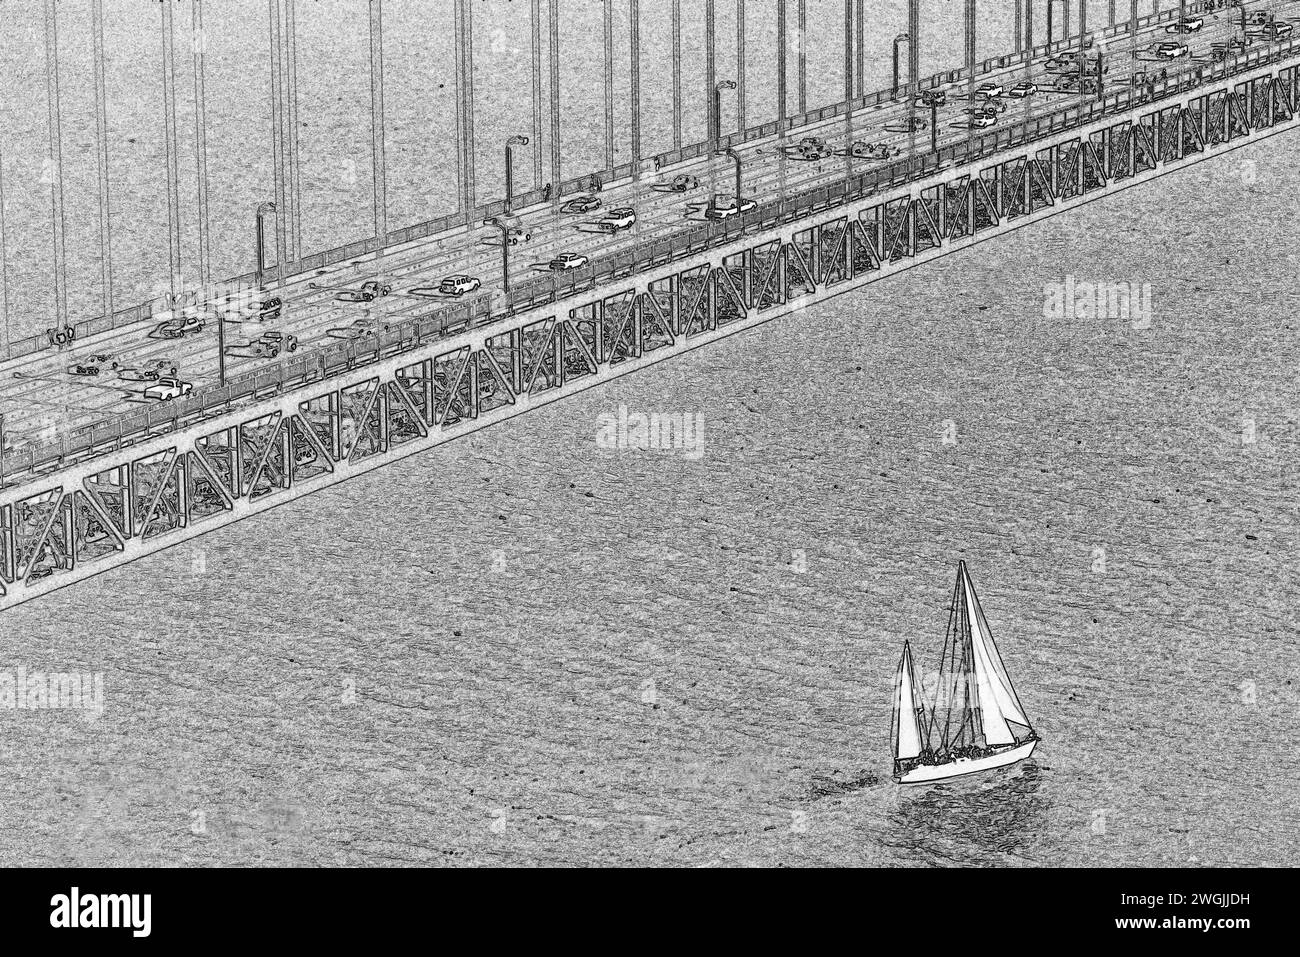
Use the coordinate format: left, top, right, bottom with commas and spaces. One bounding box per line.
927, 562, 1034, 754
891, 641, 927, 761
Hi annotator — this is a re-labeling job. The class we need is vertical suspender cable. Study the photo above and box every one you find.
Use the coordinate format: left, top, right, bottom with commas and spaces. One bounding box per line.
267, 0, 288, 286
92, 0, 113, 321
531, 0, 544, 188
370, 0, 387, 248
1079, 0, 1086, 41
0, 143, 9, 355
286, 0, 302, 261
161, 0, 183, 306
855, 0, 864, 97
193, 0, 211, 294
630, 0, 641, 176
1016, 0, 1024, 53
603, 0, 614, 172
777, 0, 786, 125
676, 0, 686, 150
908, 0, 919, 92
548, 0, 561, 194
705, 0, 715, 142
736, 0, 745, 134
797, 0, 806, 114
453, 0, 468, 216
44, 0, 69, 330
462, 0, 475, 212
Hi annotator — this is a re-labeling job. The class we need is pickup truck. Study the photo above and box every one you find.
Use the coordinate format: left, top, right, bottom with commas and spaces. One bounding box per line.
143, 377, 193, 401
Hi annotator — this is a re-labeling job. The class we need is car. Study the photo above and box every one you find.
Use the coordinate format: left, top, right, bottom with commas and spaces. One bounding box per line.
794, 142, 834, 160
976, 82, 1004, 99
67, 363, 100, 377
561, 195, 602, 214
437, 274, 482, 296
1257, 21, 1295, 40
799, 136, 827, 149
119, 359, 176, 381
666, 174, 700, 192
335, 279, 393, 303
548, 253, 590, 271
1154, 41, 1189, 58
966, 113, 997, 128
916, 89, 947, 108
1166, 16, 1204, 33
150, 313, 205, 339
143, 377, 193, 401
1007, 81, 1038, 98
703, 197, 757, 220
973, 96, 1007, 113
885, 116, 928, 132
242, 331, 298, 358
483, 225, 531, 246
596, 207, 636, 231
848, 141, 897, 159
327, 319, 375, 340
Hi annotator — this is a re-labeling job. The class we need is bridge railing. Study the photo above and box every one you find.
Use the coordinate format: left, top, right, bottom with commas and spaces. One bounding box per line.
0, 27, 1289, 488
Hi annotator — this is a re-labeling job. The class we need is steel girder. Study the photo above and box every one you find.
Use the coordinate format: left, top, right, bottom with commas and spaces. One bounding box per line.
3, 57, 1298, 612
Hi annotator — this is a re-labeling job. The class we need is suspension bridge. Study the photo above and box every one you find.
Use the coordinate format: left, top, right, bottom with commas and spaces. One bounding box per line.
0, 0, 1295, 610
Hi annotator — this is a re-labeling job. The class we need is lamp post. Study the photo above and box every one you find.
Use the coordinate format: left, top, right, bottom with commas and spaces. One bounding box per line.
712, 79, 736, 151
488, 217, 512, 298
722, 147, 743, 215
892, 34, 911, 99
504, 135, 529, 215
255, 201, 276, 289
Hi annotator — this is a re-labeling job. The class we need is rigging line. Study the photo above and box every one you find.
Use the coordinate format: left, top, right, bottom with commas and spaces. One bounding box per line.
671, 0, 682, 151
286, 0, 302, 262
92, 0, 113, 323
267, 0, 288, 287
193, 0, 212, 294
43, 0, 69, 330
161, 0, 183, 306
531, 0, 543, 188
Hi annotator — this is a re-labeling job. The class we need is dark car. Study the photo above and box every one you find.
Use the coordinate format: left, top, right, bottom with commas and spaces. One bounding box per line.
561, 195, 602, 214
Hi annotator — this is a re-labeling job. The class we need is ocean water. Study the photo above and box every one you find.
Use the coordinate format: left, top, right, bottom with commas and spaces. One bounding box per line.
0, 116, 1295, 865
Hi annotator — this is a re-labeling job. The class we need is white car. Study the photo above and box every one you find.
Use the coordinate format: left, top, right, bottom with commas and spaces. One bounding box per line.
1006, 81, 1038, 98
966, 113, 997, 129
1154, 41, 1189, 59
976, 82, 1004, 98
549, 253, 589, 271
1166, 16, 1203, 33
596, 207, 636, 231
703, 197, 757, 220
143, 377, 193, 401
437, 274, 482, 296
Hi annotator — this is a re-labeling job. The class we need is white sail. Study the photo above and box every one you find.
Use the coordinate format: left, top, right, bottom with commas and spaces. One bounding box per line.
961, 564, 1032, 743
893, 642, 925, 760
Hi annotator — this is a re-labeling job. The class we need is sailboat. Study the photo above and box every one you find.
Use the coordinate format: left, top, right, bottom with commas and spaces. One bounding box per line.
891, 561, 1039, 784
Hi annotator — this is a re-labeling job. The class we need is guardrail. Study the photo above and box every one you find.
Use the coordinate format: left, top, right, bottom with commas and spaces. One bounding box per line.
1, 15, 1281, 489
3, 3, 1210, 364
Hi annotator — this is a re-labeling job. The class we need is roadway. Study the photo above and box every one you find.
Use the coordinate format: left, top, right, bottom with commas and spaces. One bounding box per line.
0, 0, 1291, 464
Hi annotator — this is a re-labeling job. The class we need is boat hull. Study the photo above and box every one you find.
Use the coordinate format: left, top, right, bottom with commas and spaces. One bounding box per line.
896, 738, 1037, 785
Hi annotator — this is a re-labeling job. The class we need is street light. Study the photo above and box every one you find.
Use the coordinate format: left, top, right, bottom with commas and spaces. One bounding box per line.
892, 34, 911, 100
487, 217, 513, 299
504, 135, 529, 215
721, 147, 743, 217
255, 201, 277, 289
712, 80, 737, 151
